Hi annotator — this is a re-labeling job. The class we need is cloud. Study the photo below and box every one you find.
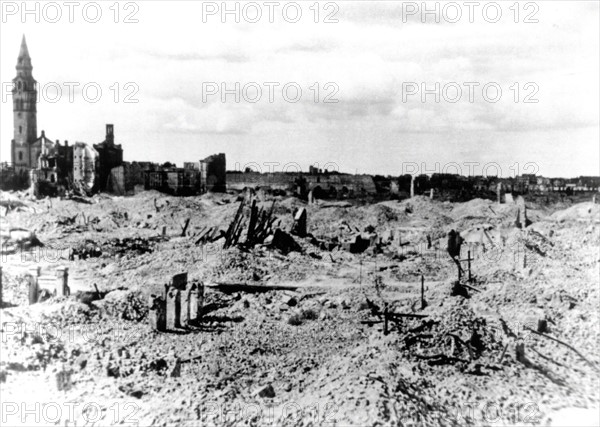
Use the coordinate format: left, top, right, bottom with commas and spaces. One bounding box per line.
0, 1, 597, 176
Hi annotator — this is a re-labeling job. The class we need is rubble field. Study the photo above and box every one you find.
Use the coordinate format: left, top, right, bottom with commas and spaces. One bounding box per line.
1, 190, 599, 426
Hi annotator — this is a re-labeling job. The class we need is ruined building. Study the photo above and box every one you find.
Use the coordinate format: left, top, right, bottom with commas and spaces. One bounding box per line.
94, 124, 123, 192
226, 168, 376, 198
200, 153, 226, 192
5, 36, 123, 197
142, 154, 227, 196
7, 36, 228, 197
72, 142, 99, 193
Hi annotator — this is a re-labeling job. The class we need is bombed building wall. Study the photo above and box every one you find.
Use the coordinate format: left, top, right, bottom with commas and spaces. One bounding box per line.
140, 155, 224, 196
200, 153, 226, 193
226, 172, 296, 191
143, 166, 201, 196
226, 170, 377, 198
305, 174, 377, 196
109, 162, 157, 195
0, 164, 28, 191
28, 135, 72, 197
72, 142, 98, 192
93, 125, 123, 192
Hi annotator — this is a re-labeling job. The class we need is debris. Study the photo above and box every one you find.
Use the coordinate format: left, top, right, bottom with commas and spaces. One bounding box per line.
75, 284, 104, 305
269, 229, 302, 255
180, 218, 191, 237
187, 281, 204, 323
537, 318, 548, 333
254, 384, 275, 398
55, 367, 73, 391
516, 341, 526, 363
420, 275, 427, 310
209, 283, 298, 294
290, 207, 307, 237
96, 290, 148, 321
169, 358, 181, 378
148, 295, 167, 332
166, 286, 181, 330
524, 326, 600, 373
450, 281, 470, 298
1, 228, 43, 253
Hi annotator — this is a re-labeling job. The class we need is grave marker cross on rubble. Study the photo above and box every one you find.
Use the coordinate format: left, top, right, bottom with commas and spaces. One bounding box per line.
456, 250, 474, 283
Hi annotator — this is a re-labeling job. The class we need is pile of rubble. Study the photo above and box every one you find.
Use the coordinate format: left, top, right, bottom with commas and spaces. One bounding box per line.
400, 299, 506, 368
70, 236, 160, 260
94, 289, 148, 321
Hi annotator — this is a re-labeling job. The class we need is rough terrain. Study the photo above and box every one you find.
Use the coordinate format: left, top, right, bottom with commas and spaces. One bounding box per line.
1, 190, 599, 426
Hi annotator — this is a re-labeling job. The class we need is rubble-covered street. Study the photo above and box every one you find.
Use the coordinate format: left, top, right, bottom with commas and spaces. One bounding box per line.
1, 190, 599, 426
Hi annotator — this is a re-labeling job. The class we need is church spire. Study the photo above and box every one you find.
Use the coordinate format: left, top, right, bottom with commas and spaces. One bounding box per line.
19, 35, 30, 57
16, 34, 32, 72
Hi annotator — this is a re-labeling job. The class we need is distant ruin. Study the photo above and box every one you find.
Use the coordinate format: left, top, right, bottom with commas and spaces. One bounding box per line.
2, 37, 226, 199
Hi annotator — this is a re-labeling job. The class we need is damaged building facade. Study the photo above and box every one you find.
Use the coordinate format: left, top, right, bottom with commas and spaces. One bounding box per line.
142, 154, 227, 196
27, 125, 120, 198
6, 36, 122, 197
5, 36, 226, 198
226, 169, 377, 198
94, 124, 123, 192
7, 36, 596, 202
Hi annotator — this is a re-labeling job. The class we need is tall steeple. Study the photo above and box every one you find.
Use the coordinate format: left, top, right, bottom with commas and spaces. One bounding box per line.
12, 35, 38, 171
16, 35, 33, 75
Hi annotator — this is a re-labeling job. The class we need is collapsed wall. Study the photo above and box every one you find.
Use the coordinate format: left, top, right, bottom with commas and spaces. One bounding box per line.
225, 172, 377, 196
200, 153, 226, 193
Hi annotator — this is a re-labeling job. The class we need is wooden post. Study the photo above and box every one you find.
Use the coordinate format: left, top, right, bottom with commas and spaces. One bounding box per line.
383, 304, 389, 336
497, 182, 502, 204
188, 281, 204, 322
537, 319, 548, 334
166, 285, 181, 330
180, 286, 190, 327
28, 267, 40, 305
420, 275, 426, 309
359, 259, 362, 285
148, 295, 166, 332
516, 341, 526, 363
55, 266, 69, 297
181, 218, 191, 237
467, 250, 472, 283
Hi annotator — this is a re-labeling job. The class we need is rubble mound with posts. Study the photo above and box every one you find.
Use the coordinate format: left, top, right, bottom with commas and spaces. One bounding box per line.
0, 189, 599, 426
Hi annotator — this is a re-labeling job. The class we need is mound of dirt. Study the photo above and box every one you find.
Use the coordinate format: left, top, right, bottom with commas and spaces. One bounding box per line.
550, 202, 600, 223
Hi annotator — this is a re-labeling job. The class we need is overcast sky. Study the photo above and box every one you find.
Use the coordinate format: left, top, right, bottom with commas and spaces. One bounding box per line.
1, 1, 598, 177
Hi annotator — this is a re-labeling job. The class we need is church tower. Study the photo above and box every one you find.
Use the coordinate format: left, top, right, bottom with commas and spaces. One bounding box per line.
11, 35, 38, 172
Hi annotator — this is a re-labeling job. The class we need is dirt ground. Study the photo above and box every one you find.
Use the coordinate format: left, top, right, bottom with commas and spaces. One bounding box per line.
1, 190, 599, 426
